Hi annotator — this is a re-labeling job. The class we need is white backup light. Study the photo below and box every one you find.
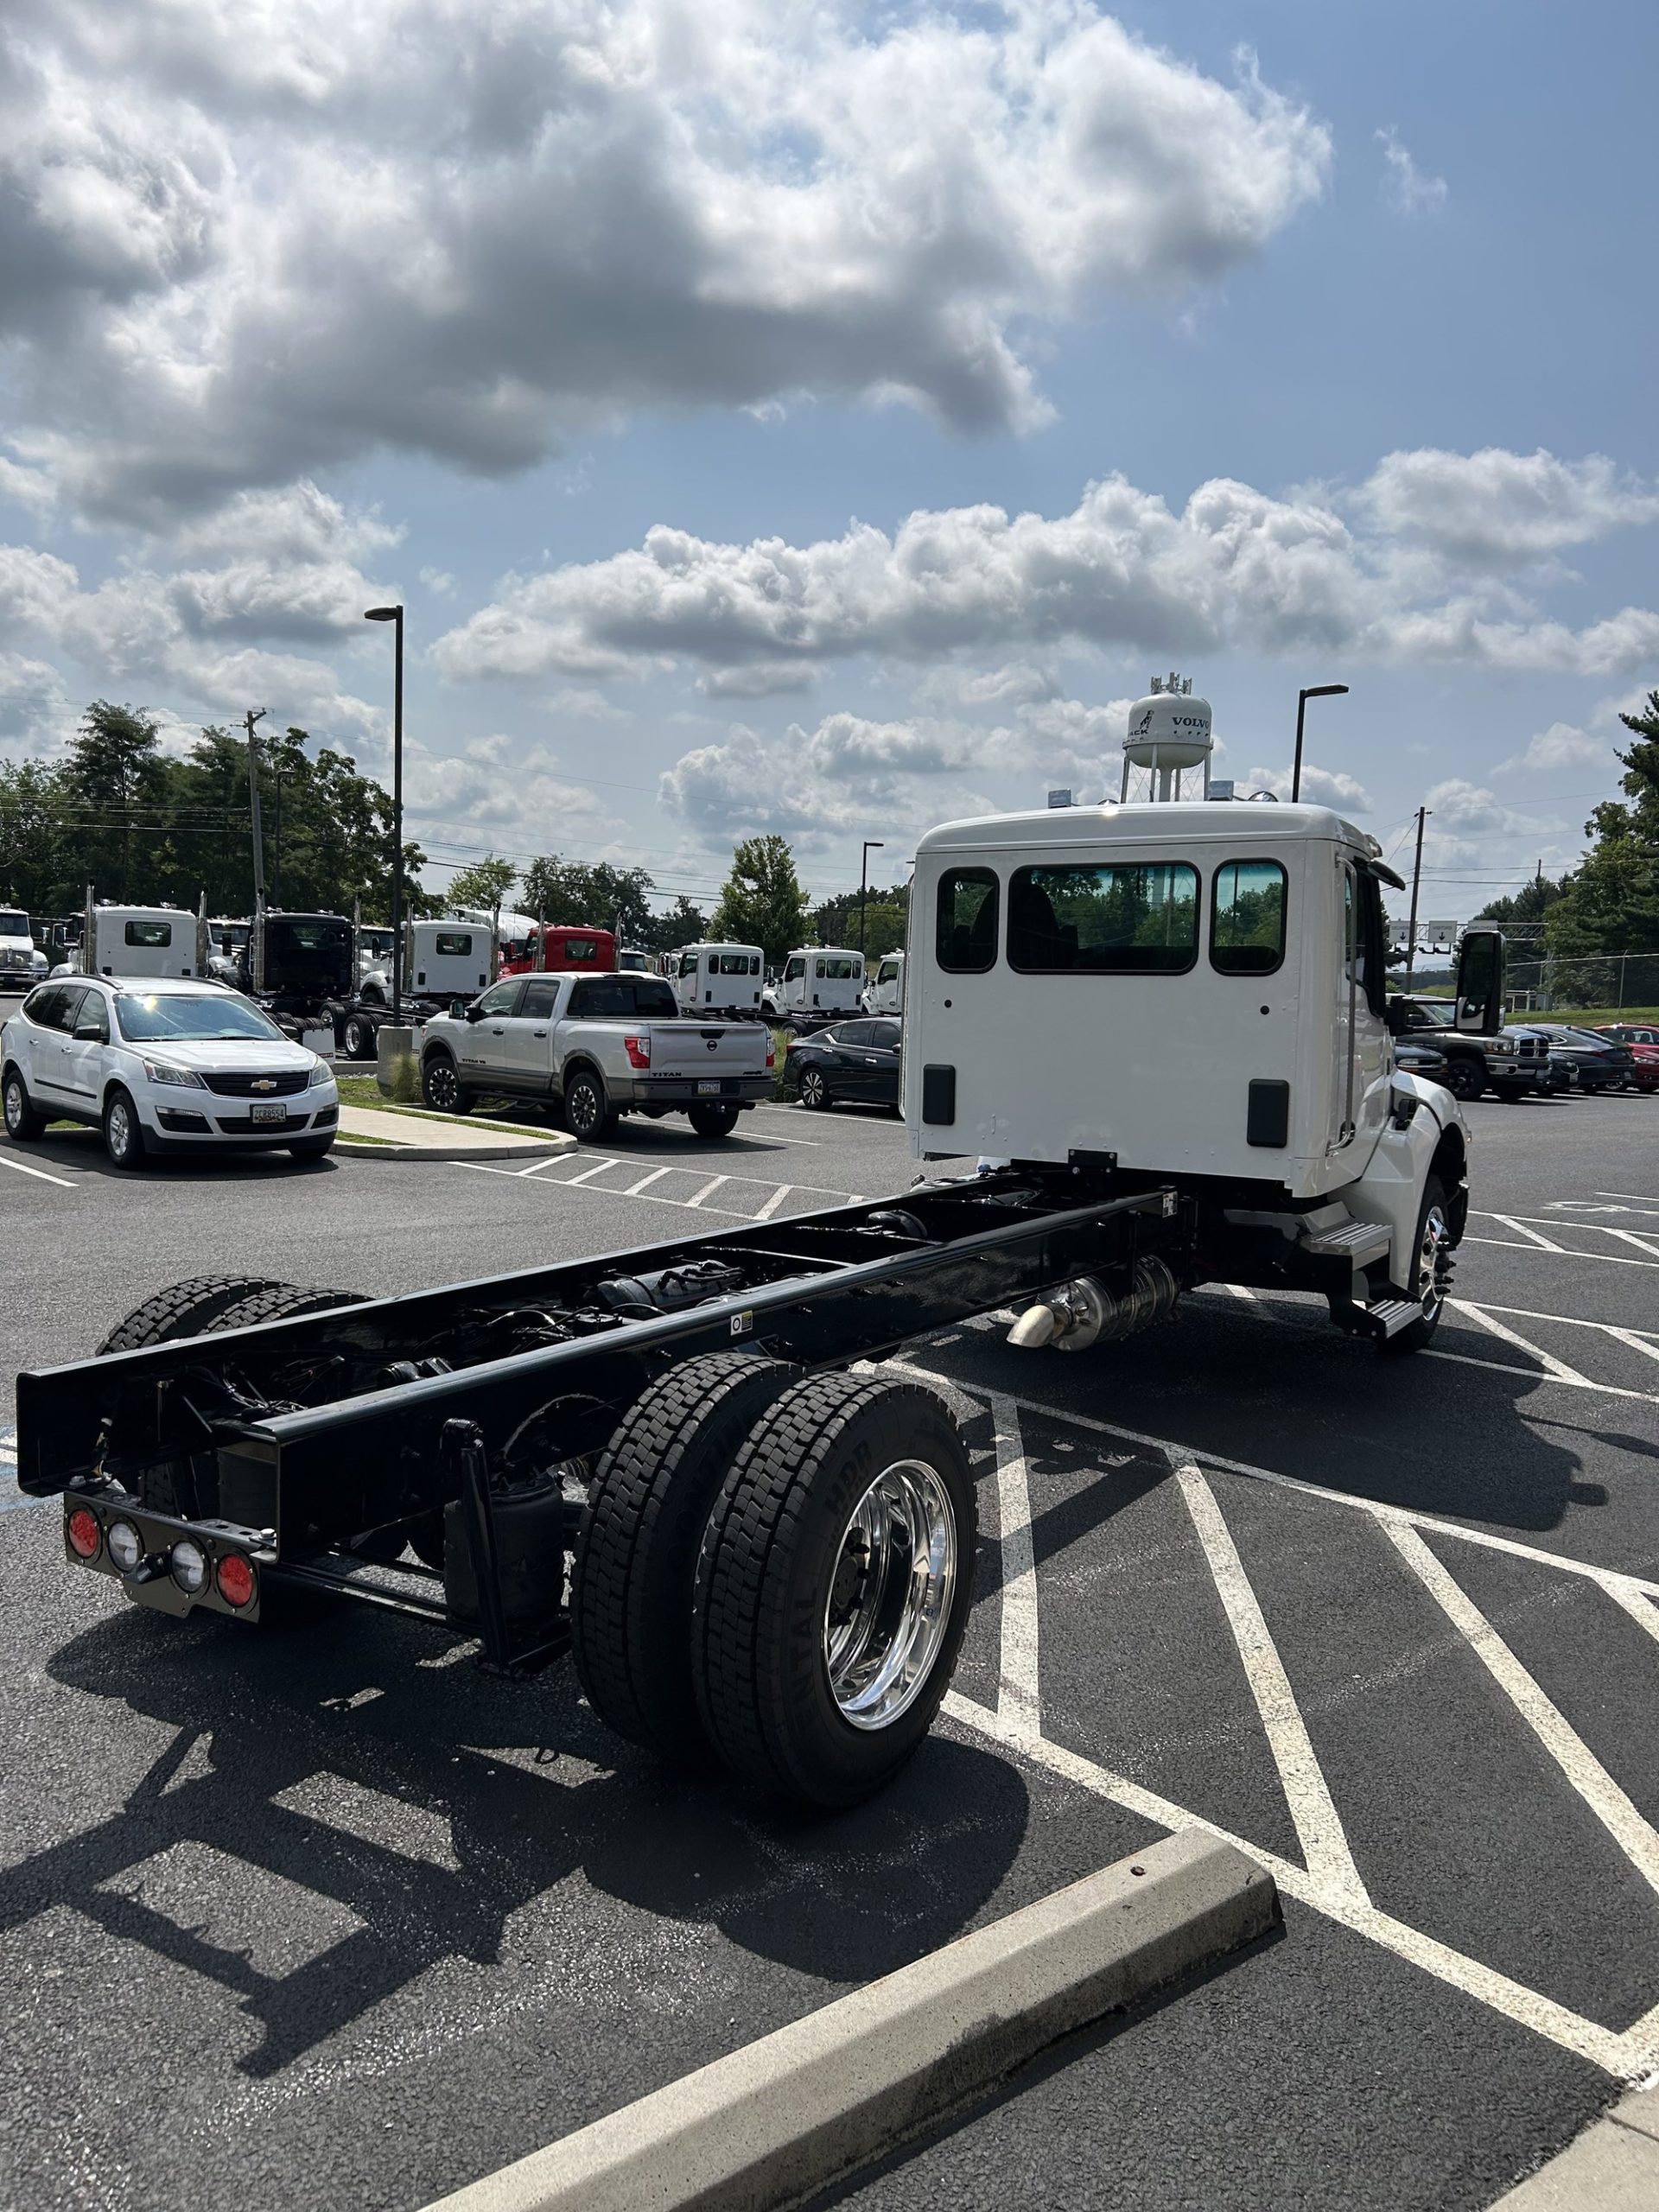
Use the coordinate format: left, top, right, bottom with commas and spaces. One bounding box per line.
169, 1539, 208, 1595
106, 1519, 143, 1573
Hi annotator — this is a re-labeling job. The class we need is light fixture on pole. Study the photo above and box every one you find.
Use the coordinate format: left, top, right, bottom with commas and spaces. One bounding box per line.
364, 605, 404, 1023
859, 841, 885, 953
1291, 683, 1349, 804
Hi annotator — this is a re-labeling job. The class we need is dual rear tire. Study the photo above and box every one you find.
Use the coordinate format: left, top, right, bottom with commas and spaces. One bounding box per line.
573, 1357, 975, 1808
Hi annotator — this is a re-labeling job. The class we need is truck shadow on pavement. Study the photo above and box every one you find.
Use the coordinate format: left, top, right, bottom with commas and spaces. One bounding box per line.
13, 1600, 1028, 2082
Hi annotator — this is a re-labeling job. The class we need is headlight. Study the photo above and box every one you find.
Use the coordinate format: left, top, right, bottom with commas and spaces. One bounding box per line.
307, 1058, 334, 1087
1487, 1037, 1514, 1056
142, 1059, 206, 1088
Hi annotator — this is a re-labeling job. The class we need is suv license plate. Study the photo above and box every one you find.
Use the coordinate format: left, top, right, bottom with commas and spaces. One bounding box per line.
251, 1102, 288, 1124
696, 1079, 720, 1095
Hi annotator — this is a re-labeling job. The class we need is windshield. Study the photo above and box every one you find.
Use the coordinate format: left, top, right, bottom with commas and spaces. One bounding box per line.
0, 912, 26, 937
115, 993, 287, 1045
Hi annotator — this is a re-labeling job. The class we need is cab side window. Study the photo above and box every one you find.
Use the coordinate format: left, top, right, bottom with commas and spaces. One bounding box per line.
785, 956, 806, 982
474, 980, 521, 1018
519, 980, 561, 1018
936, 867, 999, 973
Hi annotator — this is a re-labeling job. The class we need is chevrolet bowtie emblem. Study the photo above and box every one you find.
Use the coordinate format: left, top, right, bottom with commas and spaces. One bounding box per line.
251, 1078, 276, 1092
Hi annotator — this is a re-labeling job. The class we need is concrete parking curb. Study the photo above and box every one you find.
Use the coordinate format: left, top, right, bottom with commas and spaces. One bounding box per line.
336, 1135, 575, 1162
421, 1828, 1277, 2212
1488, 2084, 1659, 2209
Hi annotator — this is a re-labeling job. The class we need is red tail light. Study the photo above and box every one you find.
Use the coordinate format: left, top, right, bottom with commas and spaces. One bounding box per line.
623, 1033, 651, 1070
766, 1041, 775, 1069
216, 1554, 256, 1609
67, 1507, 101, 1560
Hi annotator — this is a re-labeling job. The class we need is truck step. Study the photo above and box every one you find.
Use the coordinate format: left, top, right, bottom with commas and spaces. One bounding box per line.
1300, 1217, 1392, 1266
1365, 1299, 1424, 1339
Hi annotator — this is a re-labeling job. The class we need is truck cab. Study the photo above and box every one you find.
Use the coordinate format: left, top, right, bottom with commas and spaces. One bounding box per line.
861, 951, 905, 1015
73, 904, 205, 982
766, 947, 865, 1025
499, 925, 618, 979
907, 798, 1501, 1344
0, 906, 46, 987
673, 942, 766, 1018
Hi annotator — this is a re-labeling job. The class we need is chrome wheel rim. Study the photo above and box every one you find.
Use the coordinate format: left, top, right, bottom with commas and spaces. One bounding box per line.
428, 1059, 457, 1109
108, 1100, 131, 1157
4, 1080, 20, 1134
801, 1071, 824, 1107
569, 1081, 599, 1135
1415, 1203, 1448, 1319
823, 1458, 957, 1732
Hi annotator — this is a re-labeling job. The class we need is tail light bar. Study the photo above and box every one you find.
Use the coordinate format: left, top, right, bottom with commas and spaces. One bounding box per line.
623, 1034, 651, 1069
60, 1498, 260, 1616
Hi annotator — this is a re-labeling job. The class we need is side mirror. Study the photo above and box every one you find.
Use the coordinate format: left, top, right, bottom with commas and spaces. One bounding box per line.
463, 1003, 485, 1022
73, 1021, 103, 1041
1454, 926, 1504, 1035
1383, 997, 1410, 1038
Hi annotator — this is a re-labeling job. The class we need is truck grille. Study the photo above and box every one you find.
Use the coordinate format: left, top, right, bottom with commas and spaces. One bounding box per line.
200, 1070, 309, 1097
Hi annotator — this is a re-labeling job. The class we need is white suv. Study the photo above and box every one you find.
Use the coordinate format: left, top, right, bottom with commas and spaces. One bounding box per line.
2, 977, 339, 1167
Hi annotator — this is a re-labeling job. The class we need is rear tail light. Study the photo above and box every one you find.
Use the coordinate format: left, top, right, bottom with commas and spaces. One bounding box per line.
216, 1554, 256, 1609
623, 1033, 651, 1070
106, 1519, 143, 1574
67, 1507, 101, 1560
170, 1539, 208, 1596
766, 1040, 775, 1069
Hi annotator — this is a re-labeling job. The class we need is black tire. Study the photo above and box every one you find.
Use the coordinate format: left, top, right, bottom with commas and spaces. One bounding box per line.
421, 1049, 473, 1115
1440, 1058, 1484, 1103
3, 1064, 44, 1141
571, 1351, 795, 1764
97, 1274, 289, 1356
343, 1013, 375, 1061
563, 1066, 615, 1143
693, 1374, 976, 1809
797, 1065, 830, 1111
103, 1085, 145, 1168
1381, 1173, 1451, 1357
1491, 1084, 1527, 1103
288, 1136, 335, 1161
687, 1103, 741, 1140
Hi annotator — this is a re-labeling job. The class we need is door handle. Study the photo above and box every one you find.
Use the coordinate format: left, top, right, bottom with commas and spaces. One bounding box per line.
532, 1029, 547, 1038
490, 1026, 505, 1033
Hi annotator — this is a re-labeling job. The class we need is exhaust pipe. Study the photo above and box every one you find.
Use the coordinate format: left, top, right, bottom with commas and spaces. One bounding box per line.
1008, 1256, 1181, 1353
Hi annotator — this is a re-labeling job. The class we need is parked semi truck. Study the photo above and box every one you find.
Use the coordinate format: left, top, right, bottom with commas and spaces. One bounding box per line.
16, 787, 1497, 1815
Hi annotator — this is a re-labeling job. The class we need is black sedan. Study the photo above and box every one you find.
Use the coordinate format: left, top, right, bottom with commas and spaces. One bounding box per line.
1525, 1025, 1637, 1092
787, 1017, 901, 1111
1393, 1037, 1448, 1084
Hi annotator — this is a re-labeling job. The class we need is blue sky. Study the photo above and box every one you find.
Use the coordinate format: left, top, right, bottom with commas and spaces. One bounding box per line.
2, 0, 1656, 921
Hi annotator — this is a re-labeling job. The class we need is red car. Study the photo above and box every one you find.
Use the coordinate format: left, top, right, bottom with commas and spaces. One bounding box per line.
1593, 1024, 1659, 1091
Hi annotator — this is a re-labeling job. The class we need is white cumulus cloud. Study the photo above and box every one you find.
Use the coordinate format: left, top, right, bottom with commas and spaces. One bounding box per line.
0, 0, 1330, 521
1376, 127, 1446, 216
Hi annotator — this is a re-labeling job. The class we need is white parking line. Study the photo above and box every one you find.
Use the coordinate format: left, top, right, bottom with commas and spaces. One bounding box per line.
1605, 1226, 1659, 1261
565, 1158, 624, 1187
1173, 1459, 1368, 1908
1485, 1214, 1567, 1252
0, 1152, 76, 1187
753, 1184, 792, 1221
626, 1166, 676, 1196
1464, 1238, 1659, 1270
1386, 1523, 1659, 1901
988, 1395, 1040, 1741
1452, 1301, 1596, 1388
682, 1176, 729, 1210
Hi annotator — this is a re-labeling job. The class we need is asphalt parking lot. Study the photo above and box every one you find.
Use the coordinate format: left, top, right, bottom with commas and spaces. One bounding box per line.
3, 1090, 1659, 2211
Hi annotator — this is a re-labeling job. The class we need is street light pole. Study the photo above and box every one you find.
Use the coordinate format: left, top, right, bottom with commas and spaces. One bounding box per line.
1404, 804, 1430, 989
1291, 683, 1350, 804
859, 840, 885, 953
365, 605, 404, 1023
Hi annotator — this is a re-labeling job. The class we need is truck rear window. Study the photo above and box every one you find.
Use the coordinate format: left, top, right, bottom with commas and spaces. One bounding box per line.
717, 953, 757, 975
1007, 863, 1198, 974
434, 931, 474, 957
569, 979, 678, 1019
124, 919, 172, 948
1211, 861, 1287, 976
936, 868, 999, 973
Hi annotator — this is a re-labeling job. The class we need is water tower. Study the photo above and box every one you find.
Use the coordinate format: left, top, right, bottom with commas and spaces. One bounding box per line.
1119, 673, 1214, 802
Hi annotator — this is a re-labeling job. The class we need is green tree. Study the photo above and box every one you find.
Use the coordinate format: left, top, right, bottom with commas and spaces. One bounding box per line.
0, 760, 69, 912
62, 701, 166, 903
521, 855, 657, 943
444, 854, 519, 919
812, 879, 910, 956
711, 835, 810, 966
1541, 690, 1659, 965
639, 893, 709, 956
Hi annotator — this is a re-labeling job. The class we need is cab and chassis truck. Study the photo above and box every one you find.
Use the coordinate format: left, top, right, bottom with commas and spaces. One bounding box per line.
16, 800, 1502, 1812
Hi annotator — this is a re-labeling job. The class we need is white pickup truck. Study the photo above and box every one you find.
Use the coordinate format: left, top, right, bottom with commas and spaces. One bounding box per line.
417, 970, 774, 1141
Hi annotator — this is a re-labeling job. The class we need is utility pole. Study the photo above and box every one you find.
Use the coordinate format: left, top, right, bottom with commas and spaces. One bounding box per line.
244, 708, 269, 991
860, 841, 885, 953
1404, 804, 1429, 990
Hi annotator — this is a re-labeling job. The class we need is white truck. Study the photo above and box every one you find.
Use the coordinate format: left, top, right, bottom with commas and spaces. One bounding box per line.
911, 795, 1491, 1351
360, 918, 493, 1007
57, 902, 207, 982
0, 907, 47, 988
672, 942, 766, 1018
764, 946, 865, 1025
860, 950, 905, 1015
17, 766, 1502, 1822
417, 969, 774, 1141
